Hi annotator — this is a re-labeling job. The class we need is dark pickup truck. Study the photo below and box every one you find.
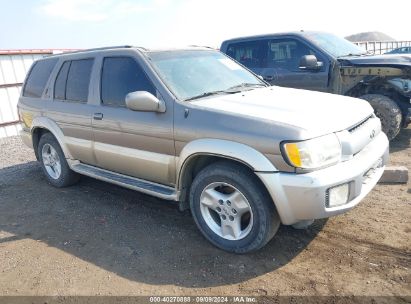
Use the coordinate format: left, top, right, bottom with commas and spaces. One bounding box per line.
221, 31, 411, 140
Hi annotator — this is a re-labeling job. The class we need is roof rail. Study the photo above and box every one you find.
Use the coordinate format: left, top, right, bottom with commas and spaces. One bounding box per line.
188, 45, 216, 50
49, 45, 148, 56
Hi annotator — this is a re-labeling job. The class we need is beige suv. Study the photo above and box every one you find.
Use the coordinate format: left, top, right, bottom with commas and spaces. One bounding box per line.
18, 46, 389, 253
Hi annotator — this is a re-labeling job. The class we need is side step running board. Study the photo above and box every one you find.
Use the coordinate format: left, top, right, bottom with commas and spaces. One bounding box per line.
71, 163, 178, 201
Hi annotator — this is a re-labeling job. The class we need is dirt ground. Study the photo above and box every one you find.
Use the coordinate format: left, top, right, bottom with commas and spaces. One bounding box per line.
0, 128, 410, 302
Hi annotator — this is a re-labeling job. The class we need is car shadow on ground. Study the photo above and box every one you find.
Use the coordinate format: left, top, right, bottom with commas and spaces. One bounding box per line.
0, 161, 326, 288
390, 127, 411, 153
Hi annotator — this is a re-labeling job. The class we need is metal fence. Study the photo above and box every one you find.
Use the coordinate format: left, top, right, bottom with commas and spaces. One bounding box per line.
0, 50, 60, 138
0, 49, 79, 138
354, 41, 411, 55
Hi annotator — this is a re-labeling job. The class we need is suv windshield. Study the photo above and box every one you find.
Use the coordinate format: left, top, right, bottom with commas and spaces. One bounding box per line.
304, 32, 367, 58
147, 50, 266, 101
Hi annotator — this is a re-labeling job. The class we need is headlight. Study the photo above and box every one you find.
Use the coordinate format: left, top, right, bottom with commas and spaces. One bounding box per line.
282, 134, 341, 169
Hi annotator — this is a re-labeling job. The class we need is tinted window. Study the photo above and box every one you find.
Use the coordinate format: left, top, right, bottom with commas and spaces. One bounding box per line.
66, 59, 94, 102
54, 61, 70, 100
226, 41, 265, 68
101, 57, 156, 107
23, 58, 58, 98
267, 39, 317, 71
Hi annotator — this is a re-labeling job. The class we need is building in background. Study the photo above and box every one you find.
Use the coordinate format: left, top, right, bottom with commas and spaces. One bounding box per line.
0, 49, 74, 138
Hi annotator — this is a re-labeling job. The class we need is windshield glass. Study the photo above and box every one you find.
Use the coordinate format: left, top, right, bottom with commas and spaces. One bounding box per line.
147, 50, 266, 101
304, 32, 367, 57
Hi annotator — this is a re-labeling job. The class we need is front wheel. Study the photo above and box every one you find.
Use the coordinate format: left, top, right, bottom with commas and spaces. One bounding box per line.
360, 94, 402, 140
189, 161, 280, 253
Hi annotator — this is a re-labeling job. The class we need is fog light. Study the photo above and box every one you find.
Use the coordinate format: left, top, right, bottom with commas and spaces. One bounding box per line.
326, 183, 350, 208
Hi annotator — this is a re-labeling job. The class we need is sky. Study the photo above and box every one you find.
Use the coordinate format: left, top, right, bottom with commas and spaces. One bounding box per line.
0, 0, 410, 50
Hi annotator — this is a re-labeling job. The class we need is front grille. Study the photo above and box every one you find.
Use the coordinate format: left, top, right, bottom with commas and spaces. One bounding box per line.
348, 115, 373, 133
339, 114, 381, 166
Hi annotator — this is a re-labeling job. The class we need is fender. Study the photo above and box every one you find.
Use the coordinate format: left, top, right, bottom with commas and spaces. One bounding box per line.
177, 138, 278, 188
31, 116, 73, 159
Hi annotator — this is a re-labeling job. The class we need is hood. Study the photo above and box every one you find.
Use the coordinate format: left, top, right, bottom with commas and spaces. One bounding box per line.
338, 54, 411, 68
191, 86, 374, 139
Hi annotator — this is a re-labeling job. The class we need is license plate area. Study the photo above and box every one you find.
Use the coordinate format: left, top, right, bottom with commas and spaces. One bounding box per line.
363, 158, 383, 184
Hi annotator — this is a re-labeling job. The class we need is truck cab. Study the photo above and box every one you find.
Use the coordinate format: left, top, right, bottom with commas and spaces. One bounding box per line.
221, 31, 411, 140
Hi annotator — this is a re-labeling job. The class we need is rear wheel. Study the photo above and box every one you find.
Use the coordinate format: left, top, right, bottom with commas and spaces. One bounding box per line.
189, 161, 280, 253
360, 94, 402, 140
38, 133, 80, 187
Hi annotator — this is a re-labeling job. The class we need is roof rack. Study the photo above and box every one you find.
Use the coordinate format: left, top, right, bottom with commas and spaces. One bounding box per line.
49, 45, 148, 56
188, 45, 216, 50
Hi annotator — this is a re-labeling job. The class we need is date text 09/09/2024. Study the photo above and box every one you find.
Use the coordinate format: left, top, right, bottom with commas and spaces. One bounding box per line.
149, 296, 257, 303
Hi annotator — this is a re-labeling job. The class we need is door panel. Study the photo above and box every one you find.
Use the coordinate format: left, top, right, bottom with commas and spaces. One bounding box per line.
92, 56, 175, 186
92, 108, 175, 185
261, 67, 329, 91
48, 58, 96, 165
46, 102, 96, 164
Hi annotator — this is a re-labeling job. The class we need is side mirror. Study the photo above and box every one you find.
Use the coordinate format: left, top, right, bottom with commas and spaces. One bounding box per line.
125, 91, 166, 113
299, 55, 323, 71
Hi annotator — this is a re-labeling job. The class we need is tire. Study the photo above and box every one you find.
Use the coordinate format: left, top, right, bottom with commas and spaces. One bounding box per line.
189, 161, 280, 253
360, 94, 402, 140
38, 133, 80, 187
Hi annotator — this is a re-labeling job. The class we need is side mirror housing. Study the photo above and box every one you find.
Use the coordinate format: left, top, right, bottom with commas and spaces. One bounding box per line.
125, 91, 166, 113
299, 55, 323, 71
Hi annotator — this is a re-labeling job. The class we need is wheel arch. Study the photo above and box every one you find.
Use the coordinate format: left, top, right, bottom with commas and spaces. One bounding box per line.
31, 117, 72, 160
176, 139, 278, 208
32, 127, 50, 160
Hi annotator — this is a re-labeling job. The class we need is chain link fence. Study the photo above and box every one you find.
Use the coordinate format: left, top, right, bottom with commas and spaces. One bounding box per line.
354, 41, 411, 54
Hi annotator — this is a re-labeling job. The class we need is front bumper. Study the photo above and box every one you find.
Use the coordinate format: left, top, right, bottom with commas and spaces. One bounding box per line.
257, 132, 389, 225
403, 107, 411, 127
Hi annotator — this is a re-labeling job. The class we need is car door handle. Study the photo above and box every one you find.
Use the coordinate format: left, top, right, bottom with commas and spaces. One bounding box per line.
263, 75, 274, 81
93, 113, 103, 120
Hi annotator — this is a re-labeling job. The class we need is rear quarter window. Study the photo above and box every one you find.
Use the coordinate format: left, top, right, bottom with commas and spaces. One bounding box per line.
23, 58, 58, 98
53, 59, 94, 103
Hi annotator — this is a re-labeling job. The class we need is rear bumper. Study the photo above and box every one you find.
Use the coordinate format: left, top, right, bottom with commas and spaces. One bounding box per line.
257, 132, 389, 225
20, 128, 33, 149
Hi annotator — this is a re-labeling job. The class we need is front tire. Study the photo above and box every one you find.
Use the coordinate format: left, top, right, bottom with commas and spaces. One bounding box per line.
189, 161, 280, 253
38, 133, 80, 187
360, 94, 402, 140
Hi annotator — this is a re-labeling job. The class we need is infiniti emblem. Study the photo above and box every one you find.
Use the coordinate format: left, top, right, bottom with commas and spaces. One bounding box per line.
370, 130, 376, 139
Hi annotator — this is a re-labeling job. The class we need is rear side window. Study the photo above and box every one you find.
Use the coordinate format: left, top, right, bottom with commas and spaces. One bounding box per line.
101, 57, 156, 107
225, 41, 266, 68
54, 59, 94, 102
66, 59, 94, 102
23, 58, 58, 98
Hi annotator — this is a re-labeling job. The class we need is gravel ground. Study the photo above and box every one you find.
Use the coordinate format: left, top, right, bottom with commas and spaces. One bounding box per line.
0, 128, 410, 301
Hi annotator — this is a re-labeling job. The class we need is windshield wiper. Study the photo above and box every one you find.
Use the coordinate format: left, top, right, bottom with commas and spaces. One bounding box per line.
226, 83, 267, 91
184, 83, 267, 101
184, 90, 237, 101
